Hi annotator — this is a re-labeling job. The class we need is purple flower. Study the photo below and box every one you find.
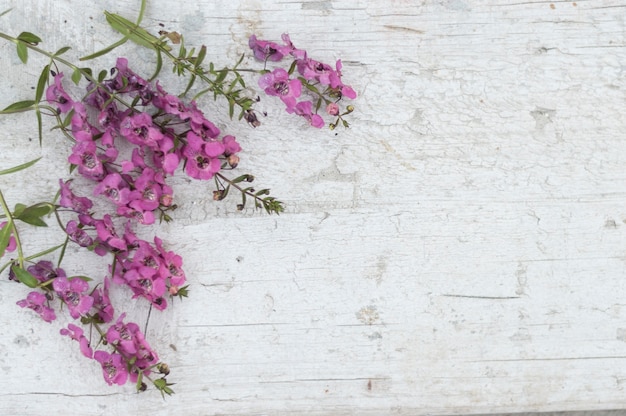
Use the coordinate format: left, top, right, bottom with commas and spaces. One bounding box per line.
68, 140, 106, 181
0, 221, 16, 253
52, 276, 94, 319
27, 260, 66, 283
106, 57, 151, 99
155, 236, 186, 289
59, 180, 93, 214
183, 132, 222, 180
296, 58, 357, 99
94, 351, 128, 386
60, 323, 93, 358
45, 73, 74, 113
258, 68, 301, 110
292, 101, 324, 128
119, 112, 163, 150
66, 220, 93, 247
16, 291, 56, 323
92, 277, 114, 323
105, 314, 159, 372
93, 173, 131, 206
93, 215, 127, 253
249, 34, 295, 62
222, 135, 241, 156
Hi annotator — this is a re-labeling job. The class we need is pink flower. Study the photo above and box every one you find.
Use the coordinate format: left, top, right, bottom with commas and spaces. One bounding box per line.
119, 112, 163, 150
60, 323, 93, 358
59, 180, 93, 214
16, 291, 56, 323
258, 68, 302, 110
45, 73, 74, 113
94, 351, 128, 386
92, 278, 114, 323
292, 101, 324, 128
249, 34, 295, 62
66, 220, 94, 247
27, 260, 66, 283
52, 276, 94, 319
183, 132, 222, 180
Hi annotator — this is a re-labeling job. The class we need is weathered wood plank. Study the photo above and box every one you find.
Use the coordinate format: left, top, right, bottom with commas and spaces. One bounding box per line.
1, 0, 626, 414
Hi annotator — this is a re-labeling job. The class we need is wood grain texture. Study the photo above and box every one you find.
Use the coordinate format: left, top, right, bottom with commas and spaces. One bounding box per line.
1, 0, 626, 414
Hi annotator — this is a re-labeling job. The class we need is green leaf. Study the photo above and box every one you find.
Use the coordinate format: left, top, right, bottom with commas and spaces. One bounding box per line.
195, 45, 207, 68
97, 69, 108, 83
13, 203, 26, 217
70, 275, 93, 282
0, 157, 41, 176
16, 203, 54, 227
24, 243, 64, 262
1, 100, 35, 113
35, 64, 50, 103
54, 46, 71, 56
71, 67, 82, 85
228, 98, 235, 119
234, 53, 245, 68
80, 37, 128, 61
17, 31, 42, 45
16, 42, 27, 63
0, 8, 13, 18
0, 222, 12, 258
11, 265, 39, 288
215, 69, 228, 83
35, 110, 43, 146
148, 48, 163, 82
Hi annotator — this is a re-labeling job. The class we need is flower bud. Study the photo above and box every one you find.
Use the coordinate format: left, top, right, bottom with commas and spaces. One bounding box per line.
168, 286, 179, 296
326, 103, 340, 116
329, 123, 336, 131
157, 363, 170, 376
160, 194, 173, 207
346, 105, 354, 113
236, 204, 244, 211
213, 190, 224, 201
227, 154, 240, 168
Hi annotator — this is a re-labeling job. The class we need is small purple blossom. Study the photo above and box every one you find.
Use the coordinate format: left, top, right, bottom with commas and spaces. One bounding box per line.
258, 68, 301, 110
52, 276, 94, 319
45, 73, 74, 113
92, 278, 114, 323
27, 260, 66, 283
292, 101, 324, 128
60, 323, 93, 358
119, 112, 163, 150
66, 220, 94, 247
16, 291, 56, 323
94, 351, 128, 386
183, 132, 222, 180
249, 34, 295, 62
59, 180, 93, 214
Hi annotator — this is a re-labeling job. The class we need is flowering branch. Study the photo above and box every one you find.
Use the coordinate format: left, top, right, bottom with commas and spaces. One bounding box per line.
0, 0, 356, 397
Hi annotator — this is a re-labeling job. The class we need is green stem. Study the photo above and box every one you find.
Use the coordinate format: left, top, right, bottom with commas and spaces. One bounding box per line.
0, 188, 24, 267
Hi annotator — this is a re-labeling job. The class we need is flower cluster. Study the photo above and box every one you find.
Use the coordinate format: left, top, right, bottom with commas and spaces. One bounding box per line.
249, 34, 356, 128
1, 10, 355, 396
52, 58, 242, 225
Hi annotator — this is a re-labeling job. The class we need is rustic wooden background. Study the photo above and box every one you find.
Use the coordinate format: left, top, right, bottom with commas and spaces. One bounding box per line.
1, 0, 626, 415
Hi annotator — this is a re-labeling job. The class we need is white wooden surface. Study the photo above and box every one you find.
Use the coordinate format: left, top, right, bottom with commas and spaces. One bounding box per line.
1, 0, 626, 414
